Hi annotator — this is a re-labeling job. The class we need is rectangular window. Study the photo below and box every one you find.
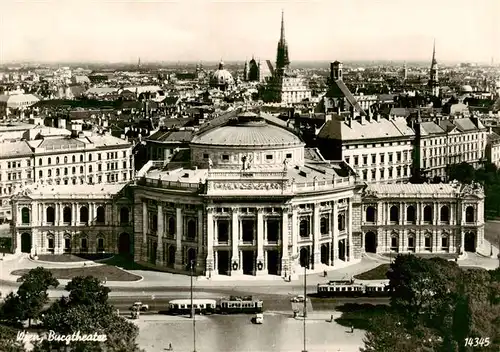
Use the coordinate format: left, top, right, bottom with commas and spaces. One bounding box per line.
286, 153, 292, 158
203, 153, 209, 159
380, 154, 385, 163
222, 155, 229, 161
266, 155, 273, 160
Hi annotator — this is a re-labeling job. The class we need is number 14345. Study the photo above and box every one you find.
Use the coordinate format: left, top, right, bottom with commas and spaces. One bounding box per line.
464, 337, 490, 347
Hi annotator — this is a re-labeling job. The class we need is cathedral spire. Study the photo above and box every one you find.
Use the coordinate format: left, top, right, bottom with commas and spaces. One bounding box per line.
429, 39, 439, 97
431, 39, 437, 65
280, 10, 285, 43
275, 10, 290, 72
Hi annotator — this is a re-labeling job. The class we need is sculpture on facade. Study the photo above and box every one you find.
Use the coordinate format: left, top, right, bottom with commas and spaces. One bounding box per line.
241, 154, 253, 170
208, 158, 213, 170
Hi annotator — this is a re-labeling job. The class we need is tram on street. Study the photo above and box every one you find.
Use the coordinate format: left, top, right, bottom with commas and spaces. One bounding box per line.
217, 296, 264, 314
167, 299, 217, 315
316, 280, 391, 298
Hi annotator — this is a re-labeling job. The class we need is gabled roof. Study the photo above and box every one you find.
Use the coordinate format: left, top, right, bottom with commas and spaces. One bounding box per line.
323, 80, 366, 116
147, 130, 193, 143
453, 118, 480, 132
0, 140, 33, 158
420, 121, 445, 135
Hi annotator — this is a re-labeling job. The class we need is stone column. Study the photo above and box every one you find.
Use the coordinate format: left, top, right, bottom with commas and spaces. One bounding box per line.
231, 208, 241, 275
15, 231, 21, 254
332, 201, 338, 261
347, 199, 353, 261
72, 203, 77, 226
197, 209, 204, 268
174, 207, 183, 270
156, 204, 163, 266
416, 202, 421, 226
312, 203, 320, 268
142, 202, 147, 244
281, 207, 289, 276
55, 204, 60, 226
399, 202, 404, 225
206, 208, 214, 277
450, 203, 454, 225
291, 205, 298, 260
256, 207, 266, 276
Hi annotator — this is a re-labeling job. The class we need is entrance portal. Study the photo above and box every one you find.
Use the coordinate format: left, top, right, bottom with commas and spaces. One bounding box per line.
242, 250, 255, 275
338, 239, 346, 261
299, 247, 310, 268
464, 232, 476, 252
118, 233, 131, 255
21, 233, 31, 253
267, 250, 279, 275
365, 232, 377, 253
320, 244, 329, 264
217, 251, 230, 275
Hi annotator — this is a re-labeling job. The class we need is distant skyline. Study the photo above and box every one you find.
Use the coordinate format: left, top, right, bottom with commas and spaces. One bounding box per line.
0, 0, 498, 65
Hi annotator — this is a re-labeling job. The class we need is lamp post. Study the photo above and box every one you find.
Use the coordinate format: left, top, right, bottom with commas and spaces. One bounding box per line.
302, 259, 308, 352
190, 259, 197, 352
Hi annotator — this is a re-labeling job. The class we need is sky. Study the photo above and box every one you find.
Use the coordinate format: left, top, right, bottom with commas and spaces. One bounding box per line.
0, 0, 498, 64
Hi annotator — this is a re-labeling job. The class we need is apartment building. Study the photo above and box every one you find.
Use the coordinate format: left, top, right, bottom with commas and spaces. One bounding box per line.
416, 117, 488, 179
0, 130, 133, 222
317, 113, 415, 183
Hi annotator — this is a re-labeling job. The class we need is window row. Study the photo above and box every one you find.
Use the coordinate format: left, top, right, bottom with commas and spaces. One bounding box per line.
298, 213, 346, 238
37, 151, 128, 166
20, 206, 130, 225
148, 214, 197, 240
365, 205, 475, 223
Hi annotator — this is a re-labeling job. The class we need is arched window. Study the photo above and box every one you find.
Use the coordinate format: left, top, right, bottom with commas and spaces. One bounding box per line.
120, 207, 129, 224
440, 206, 449, 223
48, 157, 52, 165
406, 206, 416, 223
299, 219, 309, 237
81, 237, 88, 252
21, 207, 30, 224
56, 157, 60, 164
79, 166, 83, 173
72, 167, 76, 174
46, 206, 55, 223
390, 206, 399, 222
465, 206, 474, 223
96, 206, 105, 223
187, 219, 196, 240
320, 217, 329, 234
168, 217, 175, 236
38, 159, 42, 166
72, 155, 76, 163
80, 155, 84, 162
423, 205, 433, 223
338, 213, 346, 231
97, 238, 105, 251
64, 167, 68, 175
64, 156, 68, 163
63, 206, 72, 223
79, 206, 89, 223
366, 206, 376, 222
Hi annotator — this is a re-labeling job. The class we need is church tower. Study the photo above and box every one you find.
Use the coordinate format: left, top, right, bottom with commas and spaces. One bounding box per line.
429, 40, 440, 97
275, 11, 290, 75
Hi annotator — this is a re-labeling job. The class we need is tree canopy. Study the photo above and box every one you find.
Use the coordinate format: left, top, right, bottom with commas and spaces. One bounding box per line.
362, 255, 500, 351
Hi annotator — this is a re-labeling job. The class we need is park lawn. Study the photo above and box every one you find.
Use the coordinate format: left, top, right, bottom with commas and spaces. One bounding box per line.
381, 253, 458, 260
354, 264, 391, 280
37, 253, 113, 263
11, 265, 141, 282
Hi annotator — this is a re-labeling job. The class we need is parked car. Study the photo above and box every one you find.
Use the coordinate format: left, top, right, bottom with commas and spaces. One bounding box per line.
130, 302, 149, 311
253, 313, 264, 324
290, 295, 305, 303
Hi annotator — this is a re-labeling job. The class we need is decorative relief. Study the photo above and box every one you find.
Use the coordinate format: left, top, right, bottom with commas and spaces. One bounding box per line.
212, 182, 281, 191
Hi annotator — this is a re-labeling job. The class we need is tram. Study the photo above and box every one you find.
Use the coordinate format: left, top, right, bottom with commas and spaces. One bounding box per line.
167, 299, 217, 315
316, 281, 391, 298
217, 296, 264, 314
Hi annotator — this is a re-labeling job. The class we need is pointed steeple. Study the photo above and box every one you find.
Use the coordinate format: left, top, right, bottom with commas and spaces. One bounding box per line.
280, 10, 286, 43
431, 39, 437, 65
275, 10, 290, 73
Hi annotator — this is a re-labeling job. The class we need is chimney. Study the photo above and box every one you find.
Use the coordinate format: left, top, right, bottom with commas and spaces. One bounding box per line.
360, 114, 366, 125
374, 113, 380, 122
366, 107, 372, 122
346, 116, 352, 128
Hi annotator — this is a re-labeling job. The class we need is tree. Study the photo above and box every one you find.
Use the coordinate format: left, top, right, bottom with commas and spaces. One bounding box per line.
0, 324, 27, 352
0, 267, 59, 327
40, 276, 144, 352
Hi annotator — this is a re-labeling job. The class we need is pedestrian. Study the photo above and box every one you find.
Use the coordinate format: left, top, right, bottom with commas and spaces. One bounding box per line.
323, 270, 327, 277
288, 274, 291, 282
330, 314, 334, 322
351, 325, 354, 333
168, 343, 173, 350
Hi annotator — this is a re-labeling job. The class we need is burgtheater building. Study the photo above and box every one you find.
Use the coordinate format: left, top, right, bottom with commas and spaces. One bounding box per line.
10, 110, 486, 279
133, 111, 362, 277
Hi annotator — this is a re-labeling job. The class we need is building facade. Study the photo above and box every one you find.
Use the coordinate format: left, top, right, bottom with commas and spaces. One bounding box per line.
0, 130, 134, 222
11, 184, 133, 256
133, 111, 362, 277
361, 182, 485, 254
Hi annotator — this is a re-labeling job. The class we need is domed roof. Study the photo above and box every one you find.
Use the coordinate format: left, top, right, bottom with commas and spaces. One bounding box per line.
461, 85, 473, 92
210, 61, 234, 86
191, 112, 303, 147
